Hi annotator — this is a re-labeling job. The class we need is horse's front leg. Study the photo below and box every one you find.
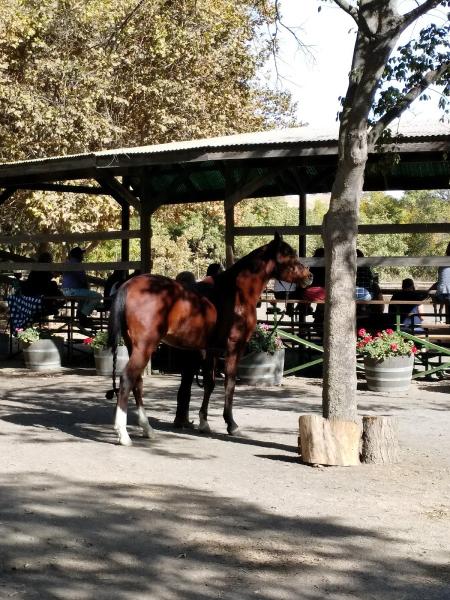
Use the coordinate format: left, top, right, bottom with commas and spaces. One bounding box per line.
223, 349, 241, 436
133, 374, 156, 439
198, 353, 216, 434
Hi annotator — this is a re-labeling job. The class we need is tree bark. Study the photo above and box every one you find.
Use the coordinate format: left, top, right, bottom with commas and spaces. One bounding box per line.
298, 414, 362, 466
322, 3, 403, 422
361, 416, 399, 464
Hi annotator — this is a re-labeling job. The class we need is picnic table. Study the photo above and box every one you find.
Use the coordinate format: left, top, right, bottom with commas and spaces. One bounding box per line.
258, 297, 450, 380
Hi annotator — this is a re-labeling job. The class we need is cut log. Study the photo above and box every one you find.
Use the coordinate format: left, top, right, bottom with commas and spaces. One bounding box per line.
298, 415, 362, 466
361, 416, 399, 464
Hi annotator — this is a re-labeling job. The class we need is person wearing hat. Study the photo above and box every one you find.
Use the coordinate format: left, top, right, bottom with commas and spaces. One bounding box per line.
62, 247, 102, 333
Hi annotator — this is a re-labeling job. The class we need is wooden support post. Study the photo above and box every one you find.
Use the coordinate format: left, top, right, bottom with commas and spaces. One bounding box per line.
225, 199, 235, 269
299, 191, 307, 257
298, 414, 362, 466
139, 170, 159, 274
140, 203, 152, 274
120, 200, 130, 263
361, 416, 399, 464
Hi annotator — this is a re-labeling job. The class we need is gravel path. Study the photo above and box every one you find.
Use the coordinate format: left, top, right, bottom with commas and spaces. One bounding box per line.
0, 367, 449, 599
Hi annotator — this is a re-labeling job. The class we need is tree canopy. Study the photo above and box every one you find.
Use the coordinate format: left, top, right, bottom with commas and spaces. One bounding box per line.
0, 0, 296, 257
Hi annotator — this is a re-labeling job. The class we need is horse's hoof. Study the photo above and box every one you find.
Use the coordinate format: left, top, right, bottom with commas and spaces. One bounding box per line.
198, 421, 212, 434
118, 435, 133, 447
227, 424, 241, 436
142, 428, 157, 439
173, 419, 195, 430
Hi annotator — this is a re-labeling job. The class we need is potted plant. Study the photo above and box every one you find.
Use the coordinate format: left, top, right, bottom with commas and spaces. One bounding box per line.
357, 328, 418, 392
237, 323, 285, 385
16, 326, 63, 371
83, 331, 128, 376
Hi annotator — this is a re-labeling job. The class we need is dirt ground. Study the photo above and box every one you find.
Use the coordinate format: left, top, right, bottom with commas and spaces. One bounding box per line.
0, 364, 449, 600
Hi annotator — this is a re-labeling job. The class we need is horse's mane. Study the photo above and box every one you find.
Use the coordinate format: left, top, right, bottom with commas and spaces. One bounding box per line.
214, 237, 295, 285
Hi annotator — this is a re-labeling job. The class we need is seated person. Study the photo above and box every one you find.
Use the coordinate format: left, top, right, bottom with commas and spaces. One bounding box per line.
356, 249, 375, 301
61, 246, 102, 332
273, 279, 297, 316
20, 251, 64, 316
300, 248, 326, 323
104, 269, 128, 310
175, 270, 197, 291
388, 278, 427, 331
303, 247, 326, 302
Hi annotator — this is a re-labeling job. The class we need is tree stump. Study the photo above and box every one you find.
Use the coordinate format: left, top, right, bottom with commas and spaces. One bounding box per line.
361, 416, 399, 464
298, 415, 362, 466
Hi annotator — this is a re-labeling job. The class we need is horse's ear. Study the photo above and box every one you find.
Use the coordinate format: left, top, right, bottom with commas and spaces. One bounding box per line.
273, 231, 283, 246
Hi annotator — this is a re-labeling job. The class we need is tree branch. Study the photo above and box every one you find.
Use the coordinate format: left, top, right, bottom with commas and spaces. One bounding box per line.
332, 0, 358, 22
368, 59, 450, 146
401, 0, 442, 30
332, 0, 378, 40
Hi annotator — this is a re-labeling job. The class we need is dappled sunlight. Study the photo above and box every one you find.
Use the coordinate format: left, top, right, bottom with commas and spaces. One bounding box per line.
1, 474, 448, 600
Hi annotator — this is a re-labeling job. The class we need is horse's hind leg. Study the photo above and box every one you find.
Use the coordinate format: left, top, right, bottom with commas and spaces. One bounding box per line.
223, 351, 241, 436
133, 373, 156, 439
174, 351, 199, 429
198, 354, 216, 433
115, 345, 153, 446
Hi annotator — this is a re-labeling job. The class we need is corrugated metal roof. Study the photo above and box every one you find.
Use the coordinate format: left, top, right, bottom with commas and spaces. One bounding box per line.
1, 123, 449, 169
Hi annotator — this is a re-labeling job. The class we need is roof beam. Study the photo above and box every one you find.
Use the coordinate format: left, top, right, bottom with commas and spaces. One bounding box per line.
223, 164, 289, 206
11, 183, 106, 194
0, 187, 17, 205
96, 174, 141, 212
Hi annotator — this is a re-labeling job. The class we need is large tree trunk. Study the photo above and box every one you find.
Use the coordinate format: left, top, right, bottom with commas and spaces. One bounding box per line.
321, 4, 402, 422
322, 135, 367, 422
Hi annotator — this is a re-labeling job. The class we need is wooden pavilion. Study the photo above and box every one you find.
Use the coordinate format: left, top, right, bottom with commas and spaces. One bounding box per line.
0, 124, 449, 276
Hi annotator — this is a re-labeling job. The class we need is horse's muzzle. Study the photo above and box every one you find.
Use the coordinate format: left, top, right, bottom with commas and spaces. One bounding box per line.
298, 274, 314, 288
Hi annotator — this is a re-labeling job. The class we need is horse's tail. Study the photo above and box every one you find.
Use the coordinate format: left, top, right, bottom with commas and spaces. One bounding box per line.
105, 284, 127, 401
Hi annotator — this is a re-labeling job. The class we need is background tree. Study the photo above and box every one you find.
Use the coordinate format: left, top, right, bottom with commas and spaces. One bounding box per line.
0, 0, 296, 259
319, 0, 449, 421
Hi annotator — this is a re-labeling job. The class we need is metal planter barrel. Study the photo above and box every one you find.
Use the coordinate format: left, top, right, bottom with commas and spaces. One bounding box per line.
94, 346, 129, 376
23, 338, 63, 371
363, 354, 414, 393
237, 349, 285, 386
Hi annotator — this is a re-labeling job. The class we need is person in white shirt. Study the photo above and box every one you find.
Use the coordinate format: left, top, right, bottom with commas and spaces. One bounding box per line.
273, 279, 297, 316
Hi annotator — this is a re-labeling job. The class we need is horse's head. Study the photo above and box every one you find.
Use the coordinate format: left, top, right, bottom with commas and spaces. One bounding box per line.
269, 232, 313, 288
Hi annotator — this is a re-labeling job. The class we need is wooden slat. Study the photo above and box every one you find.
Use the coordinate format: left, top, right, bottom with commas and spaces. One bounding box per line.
234, 223, 450, 236
0, 261, 141, 272
297, 257, 450, 267
0, 229, 141, 244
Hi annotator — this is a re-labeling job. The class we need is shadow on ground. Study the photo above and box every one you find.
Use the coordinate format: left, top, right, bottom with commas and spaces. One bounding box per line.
0, 473, 448, 600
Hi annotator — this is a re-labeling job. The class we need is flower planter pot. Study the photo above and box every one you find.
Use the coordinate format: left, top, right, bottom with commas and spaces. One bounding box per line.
23, 338, 63, 371
363, 354, 414, 393
237, 349, 285, 386
94, 346, 129, 376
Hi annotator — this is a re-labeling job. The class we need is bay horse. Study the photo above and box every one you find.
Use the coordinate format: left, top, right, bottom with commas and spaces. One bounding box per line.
106, 233, 312, 446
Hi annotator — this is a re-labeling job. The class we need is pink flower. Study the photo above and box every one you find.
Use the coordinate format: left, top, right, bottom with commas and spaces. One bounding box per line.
385, 328, 394, 335
358, 328, 366, 337
83, 337, 94, 345
16, 328, 23, 333
411, 346, 418, 354
390, 343, 398, 351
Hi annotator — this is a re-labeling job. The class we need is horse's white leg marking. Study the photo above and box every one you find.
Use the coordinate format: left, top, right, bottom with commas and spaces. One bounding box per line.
198, 411, 211, 434
137, 406, 156, 439
114, 406, 132, 446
